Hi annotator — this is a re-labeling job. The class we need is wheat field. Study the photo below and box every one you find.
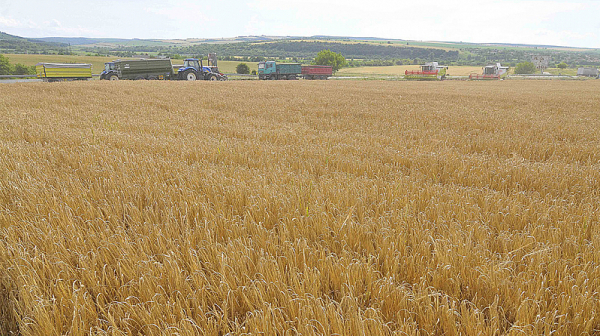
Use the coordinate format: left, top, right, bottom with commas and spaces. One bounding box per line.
1, 80, 599, 335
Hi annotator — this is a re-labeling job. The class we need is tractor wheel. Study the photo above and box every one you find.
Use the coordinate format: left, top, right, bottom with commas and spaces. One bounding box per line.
209, 74, 218, 81
219, 76, 227, 81
184, 70, 197, 81
108, 74, 119, 81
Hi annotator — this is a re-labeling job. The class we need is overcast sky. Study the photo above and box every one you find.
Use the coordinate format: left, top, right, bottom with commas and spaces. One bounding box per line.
1, 0, 599, 48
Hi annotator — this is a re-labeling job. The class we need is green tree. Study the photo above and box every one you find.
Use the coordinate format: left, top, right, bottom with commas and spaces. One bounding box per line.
13, 63, 34, 75
236, 63, 250, 74
514, 61, 537, 74
314, 49, 347, 72
0, 54, 11, 75
557, 62, 568, 69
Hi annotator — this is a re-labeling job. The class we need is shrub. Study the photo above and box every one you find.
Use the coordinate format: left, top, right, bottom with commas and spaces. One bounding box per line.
236, 63, 250, 74
514, 61, 537, 74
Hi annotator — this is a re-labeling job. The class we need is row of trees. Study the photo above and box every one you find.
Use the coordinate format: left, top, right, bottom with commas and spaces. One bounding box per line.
0, 54, 35, 75
236, 50, 348, 74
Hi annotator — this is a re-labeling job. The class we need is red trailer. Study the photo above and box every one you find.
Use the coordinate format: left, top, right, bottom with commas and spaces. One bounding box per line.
301, 65, 333, 80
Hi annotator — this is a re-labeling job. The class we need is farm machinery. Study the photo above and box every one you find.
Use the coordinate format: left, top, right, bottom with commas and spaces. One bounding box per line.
177, 58, 224, 81
404, 62, 448, 80
302, 65, 333, 80
36, 63, 92, 82
100, 55, 226, 81
258, 61, 302, 80
258, 61, 333, 80
100, 59, 173, 80
469, 63, 509, 80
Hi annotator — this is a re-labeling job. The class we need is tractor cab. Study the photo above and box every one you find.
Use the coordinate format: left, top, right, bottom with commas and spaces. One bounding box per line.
100, 62, 117, 80
104, 62, 115, 72
183, 58, 202, 70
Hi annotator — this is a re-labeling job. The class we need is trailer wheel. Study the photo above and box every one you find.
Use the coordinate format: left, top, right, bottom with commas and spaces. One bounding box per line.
288, 75, 296, 80
108, 74, 119, 81
269, 75, 275, 80
183, 70, 197, 81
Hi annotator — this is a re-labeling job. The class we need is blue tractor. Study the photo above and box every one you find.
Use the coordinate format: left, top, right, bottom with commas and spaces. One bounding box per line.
178, 58, 221, 81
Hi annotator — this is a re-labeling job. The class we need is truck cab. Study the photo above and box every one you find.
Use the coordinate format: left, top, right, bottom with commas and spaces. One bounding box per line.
258, 61, 276, 79
100, 62, 118, 80
178, 58, 218, 81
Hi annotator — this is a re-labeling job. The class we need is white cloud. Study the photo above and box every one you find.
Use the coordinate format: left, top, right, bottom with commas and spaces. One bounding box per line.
0, 16, 21, 27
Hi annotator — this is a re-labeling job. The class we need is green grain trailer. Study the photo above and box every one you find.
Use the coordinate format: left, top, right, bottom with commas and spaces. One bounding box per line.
258, 61, 302, 80
100, 59, 174, 80
36, 63, 92, 82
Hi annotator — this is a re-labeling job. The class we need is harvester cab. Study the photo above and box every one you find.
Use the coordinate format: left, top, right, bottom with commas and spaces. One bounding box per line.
178, 58, 205, 81
100, 62, 118, 80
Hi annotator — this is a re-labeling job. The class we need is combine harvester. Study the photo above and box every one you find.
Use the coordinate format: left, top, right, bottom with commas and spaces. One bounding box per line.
36, 63, 92, 82
404, 62, 448, 80
469, 63, 509, 80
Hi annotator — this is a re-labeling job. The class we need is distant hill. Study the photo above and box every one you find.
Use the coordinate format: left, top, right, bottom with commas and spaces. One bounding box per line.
14, 33, 600, 53
311, 35, 405, 41
38, 37, 131, 45
1, 31, 67, 53
3, 32, 599, 66
37, 35, 293, 47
